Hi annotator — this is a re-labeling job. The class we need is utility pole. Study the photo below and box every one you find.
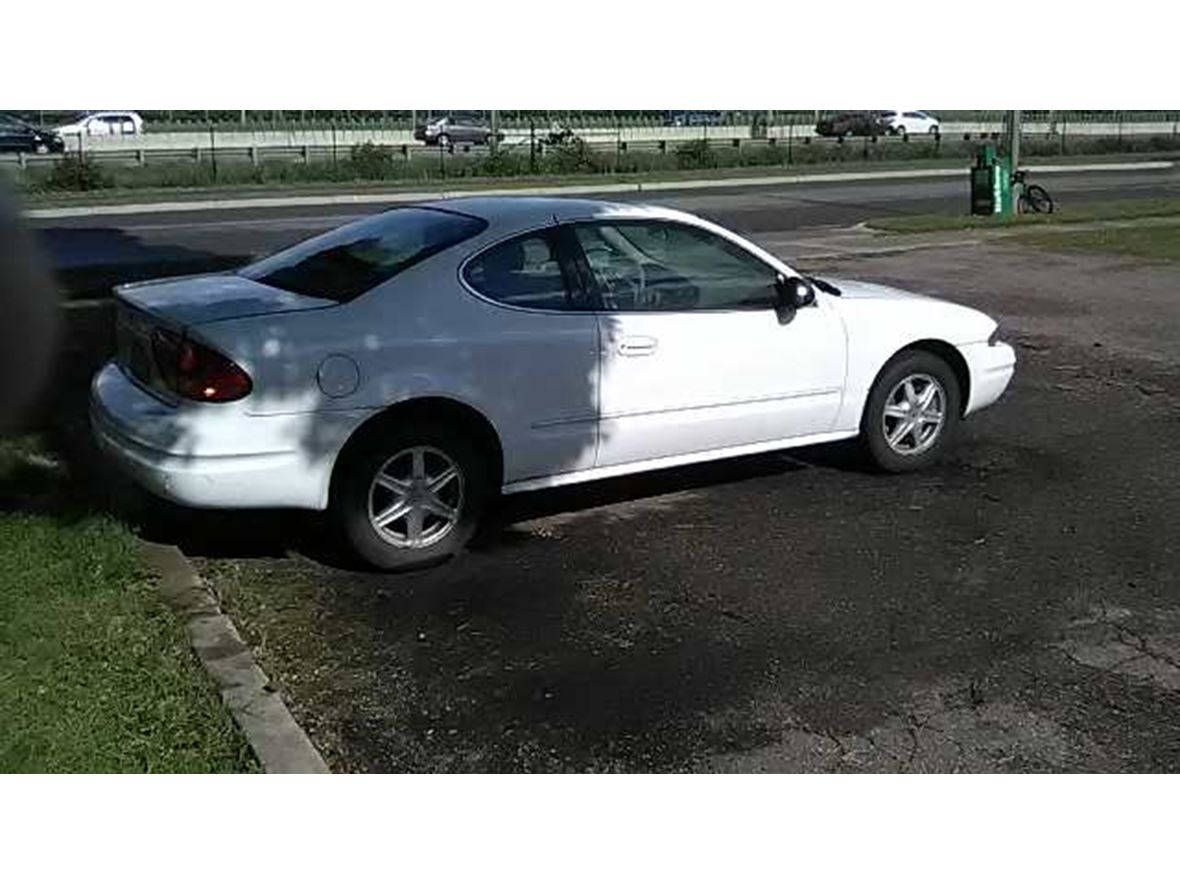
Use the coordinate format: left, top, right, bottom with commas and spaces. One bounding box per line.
490, 109, 498, 156
1007, 109, 1021, 174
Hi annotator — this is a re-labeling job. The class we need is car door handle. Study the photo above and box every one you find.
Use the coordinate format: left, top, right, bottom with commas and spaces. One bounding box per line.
616, 335, 658, 357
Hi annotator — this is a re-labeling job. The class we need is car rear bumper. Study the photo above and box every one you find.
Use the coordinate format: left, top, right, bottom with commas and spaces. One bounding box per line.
962, 341, 1016, 415
89, 361, 355, 510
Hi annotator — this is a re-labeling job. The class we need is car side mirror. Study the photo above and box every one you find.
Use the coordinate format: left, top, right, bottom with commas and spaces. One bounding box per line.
774, 275, 815, 322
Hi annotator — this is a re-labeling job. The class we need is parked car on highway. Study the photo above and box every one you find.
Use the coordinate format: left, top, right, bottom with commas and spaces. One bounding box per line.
881, 110, 940, 136
413, 115, 496, 147
815, 111, 889, 138
53, 111, 144, 138
91, 197, 1015, 571
0, 113, 65, 154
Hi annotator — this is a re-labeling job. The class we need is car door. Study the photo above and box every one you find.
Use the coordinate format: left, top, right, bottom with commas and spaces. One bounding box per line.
460, 226, 602, 482
567, 219, 847, 469
0, 119, 23, 152
455, 116, 482, 143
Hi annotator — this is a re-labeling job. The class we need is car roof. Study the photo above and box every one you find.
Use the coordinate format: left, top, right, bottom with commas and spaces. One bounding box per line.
415, 195, 683, 231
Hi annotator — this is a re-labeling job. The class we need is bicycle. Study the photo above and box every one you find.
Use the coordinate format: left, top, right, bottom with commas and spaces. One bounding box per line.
1012, 168, 1054, 214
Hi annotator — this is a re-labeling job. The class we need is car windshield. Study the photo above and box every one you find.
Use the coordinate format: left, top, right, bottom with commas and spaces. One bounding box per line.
240, 207, 488, 302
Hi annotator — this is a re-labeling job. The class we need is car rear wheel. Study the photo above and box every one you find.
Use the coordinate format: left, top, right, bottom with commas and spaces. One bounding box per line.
331, 419, 492, 571
895, 125, 906, 137
861, 351, 961, 472
439, 134, 452, 149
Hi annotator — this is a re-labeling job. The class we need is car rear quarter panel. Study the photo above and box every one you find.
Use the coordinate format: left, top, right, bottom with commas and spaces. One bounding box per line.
194, 244, 602, 484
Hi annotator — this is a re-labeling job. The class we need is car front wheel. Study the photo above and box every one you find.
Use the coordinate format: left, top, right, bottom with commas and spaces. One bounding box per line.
860, 351, 961, 472
331, 420, 492, 571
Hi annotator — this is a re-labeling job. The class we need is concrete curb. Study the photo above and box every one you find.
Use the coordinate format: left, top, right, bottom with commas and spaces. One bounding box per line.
24, 161, 1174, 219
140, 541, 330, 774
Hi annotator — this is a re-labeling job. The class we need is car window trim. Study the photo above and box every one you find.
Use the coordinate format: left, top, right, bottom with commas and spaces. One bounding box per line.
457, 223, 599, 315
562, 218, 784, 316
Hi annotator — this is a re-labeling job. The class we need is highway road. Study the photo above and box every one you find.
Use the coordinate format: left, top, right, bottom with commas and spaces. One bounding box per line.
32, 165, 1180, 296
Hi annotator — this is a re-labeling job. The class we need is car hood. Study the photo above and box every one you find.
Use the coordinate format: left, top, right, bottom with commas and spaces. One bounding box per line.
115, 273, 335, 328
825, 278, 931, 301
823, 277, 996, 345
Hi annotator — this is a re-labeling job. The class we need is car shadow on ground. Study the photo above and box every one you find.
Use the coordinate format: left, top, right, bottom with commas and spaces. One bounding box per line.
477, 439, 873, 550
20, 390, 878, 572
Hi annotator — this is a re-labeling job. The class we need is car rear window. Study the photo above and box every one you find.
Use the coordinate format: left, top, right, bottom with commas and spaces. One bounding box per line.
240, 207, 487, 302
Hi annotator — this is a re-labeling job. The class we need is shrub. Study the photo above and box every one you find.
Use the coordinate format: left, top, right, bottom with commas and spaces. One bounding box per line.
346, 142, 396, 179
45, 155, 110, 191
474, 151, 531, 177
675, 139, 717, 170
541, 137, 599, 174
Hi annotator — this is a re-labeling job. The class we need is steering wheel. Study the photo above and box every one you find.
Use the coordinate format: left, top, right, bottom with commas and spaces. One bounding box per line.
584, 246, 646, 308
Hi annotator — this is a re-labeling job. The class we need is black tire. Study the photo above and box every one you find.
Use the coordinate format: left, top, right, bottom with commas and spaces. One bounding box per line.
438, 134, 452, 149
330, 418, 493, 572
1025, 184, 1053, 214
860, 350, 962, 473
895, 125, 906, 137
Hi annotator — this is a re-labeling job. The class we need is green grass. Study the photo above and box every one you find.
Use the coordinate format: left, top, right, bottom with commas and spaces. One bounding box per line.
869, 198, 1180, 233
0, 437, 255, 772
1018, 223, 1180, 261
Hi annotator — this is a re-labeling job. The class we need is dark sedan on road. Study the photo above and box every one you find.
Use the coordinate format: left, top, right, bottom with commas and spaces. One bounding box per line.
815, 111, 889, 138
0, 114, 65, 154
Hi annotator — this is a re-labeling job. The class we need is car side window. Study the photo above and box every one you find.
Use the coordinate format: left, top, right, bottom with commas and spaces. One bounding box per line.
571, 221, 779, 313
464, 231, 584, 311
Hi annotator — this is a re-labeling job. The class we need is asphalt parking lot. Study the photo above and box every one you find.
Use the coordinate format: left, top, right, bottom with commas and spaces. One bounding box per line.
143, 237, 1179, 773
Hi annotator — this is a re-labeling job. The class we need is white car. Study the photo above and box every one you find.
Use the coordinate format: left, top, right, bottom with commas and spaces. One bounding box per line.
91, 197, 1015, 570
882, 111, 940, 136
54, 111, 144, 138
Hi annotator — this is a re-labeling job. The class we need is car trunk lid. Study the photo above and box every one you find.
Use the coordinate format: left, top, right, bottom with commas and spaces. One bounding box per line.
112, 272, 332, 400
115, 272, 334, 328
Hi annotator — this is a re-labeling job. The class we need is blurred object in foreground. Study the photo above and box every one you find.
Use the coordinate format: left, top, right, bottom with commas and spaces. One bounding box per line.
0, 183, 60, 432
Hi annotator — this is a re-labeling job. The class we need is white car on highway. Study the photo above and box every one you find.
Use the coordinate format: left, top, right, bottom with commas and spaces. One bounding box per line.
882, 111, 940, 136
91, 197, 1015, 570
54, 111, 144, 138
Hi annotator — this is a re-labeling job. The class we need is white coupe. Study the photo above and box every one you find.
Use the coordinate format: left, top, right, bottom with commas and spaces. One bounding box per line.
91, 197, 1015, 570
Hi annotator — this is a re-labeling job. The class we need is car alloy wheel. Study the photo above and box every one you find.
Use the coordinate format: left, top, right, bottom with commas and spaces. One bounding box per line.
881, 373, 946, 456
368, 445, 465, 549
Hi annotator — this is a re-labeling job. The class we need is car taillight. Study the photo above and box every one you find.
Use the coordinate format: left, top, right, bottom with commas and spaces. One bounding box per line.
151, 328, 252, 402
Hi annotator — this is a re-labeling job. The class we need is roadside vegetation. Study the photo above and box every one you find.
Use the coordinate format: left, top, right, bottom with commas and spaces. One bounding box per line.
0, 436, 255, 772
9, 132, 1180, 198
1020, 223, 1180, 261
869, 198, 1180, 233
